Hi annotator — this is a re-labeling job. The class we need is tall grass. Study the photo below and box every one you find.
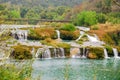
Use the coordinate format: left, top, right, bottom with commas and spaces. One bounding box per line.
0, 60, 33, 80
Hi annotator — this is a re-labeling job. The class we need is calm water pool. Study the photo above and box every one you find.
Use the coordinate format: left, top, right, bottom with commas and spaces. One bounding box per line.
32, 58, 120, 80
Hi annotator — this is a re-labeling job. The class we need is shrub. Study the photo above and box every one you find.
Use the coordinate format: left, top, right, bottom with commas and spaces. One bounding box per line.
60, 30, 80, 40
97, 13, 107, 23
87, 47, 104, 59
106, 12, 120, 24
60, 23, 76, 31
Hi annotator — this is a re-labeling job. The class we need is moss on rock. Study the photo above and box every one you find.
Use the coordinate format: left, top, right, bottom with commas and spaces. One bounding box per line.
28, 28, 57, 40
60, 30, 80, 40
10, 45, 33, 59
87, 47, 104, 59
105, 45, 113, 57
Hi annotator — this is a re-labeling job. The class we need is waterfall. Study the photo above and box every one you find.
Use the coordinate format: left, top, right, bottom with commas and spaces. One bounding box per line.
112, 48, 120, 58
94, 34, 100, 40
43, 48, 51, 59
12, 30, 28, 41
36, 48, 51, 59
104, 48, 110, 58
24, 31, 28, 41
87, 35, 99, 42
35, 48, 43, 58
59, 48, 65, 58
54, 48, 57, 58
56, 30, 60, 39
76, 31, 85, 41
31, 48, 35, 57
82, 47, 86, 58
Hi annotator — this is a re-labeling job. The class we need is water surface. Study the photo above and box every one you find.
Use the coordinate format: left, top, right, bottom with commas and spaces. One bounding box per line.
32, 58, 120, 80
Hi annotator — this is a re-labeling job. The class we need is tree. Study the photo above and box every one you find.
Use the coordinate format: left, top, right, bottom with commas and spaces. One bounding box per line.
74, 11, 98, 27
8, 10, 21, 18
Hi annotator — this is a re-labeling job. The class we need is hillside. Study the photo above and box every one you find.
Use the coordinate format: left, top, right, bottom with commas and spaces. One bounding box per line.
0, 0, 84, 7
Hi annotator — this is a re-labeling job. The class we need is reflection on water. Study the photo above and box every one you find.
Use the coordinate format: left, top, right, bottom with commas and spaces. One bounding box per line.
32, 58, 120, 80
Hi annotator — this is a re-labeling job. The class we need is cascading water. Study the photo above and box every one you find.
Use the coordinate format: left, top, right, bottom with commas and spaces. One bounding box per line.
35, 48, 43, 58
82, 47, 86, 58
104, 48, 110, 58
76, 31, 85, 41
36, 48, 51, 59
59, 48, 65, 58
56, 30, 60, 39
94, 34, 100, 40
87, 35, 99, 42
54, 48, 57, 58
43, 48, 51, 59
24, 31, 28, 41
11, 30, 28, 41
112, 48, 120, 58
31, 48, 35, 57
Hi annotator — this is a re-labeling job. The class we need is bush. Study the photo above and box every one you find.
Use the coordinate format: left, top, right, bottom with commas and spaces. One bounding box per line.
74, 11, 98, 26
60, 23, 76, 31
107, 12, 120, 24
97, 13, 107, 23
87, 47, 104, 59
60, 30, 80, 40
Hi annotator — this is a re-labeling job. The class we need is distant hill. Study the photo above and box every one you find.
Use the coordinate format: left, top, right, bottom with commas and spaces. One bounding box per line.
0, 0, 84, 8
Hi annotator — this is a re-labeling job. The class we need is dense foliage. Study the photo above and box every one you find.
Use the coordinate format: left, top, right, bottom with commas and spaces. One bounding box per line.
0, 0, 83, 24
74, 11, 98, 26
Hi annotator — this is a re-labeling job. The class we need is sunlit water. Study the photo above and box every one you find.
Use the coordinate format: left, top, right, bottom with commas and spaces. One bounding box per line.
32, 58, 120, 80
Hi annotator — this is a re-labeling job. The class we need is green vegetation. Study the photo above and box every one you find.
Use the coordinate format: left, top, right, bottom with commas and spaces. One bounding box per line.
60, 23, 76, 31
60, 30, 79, 40
11, 45, 32, 59
108, 30, 120, 46
74, 11, 98, 26
28, 28, 57, 40
116, 46, 120, 56
0, 61, 32, 80
0, 0, 84, 24
102, 33, 114, 45
105, 45, 113, 57
41, 38, 71, 48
